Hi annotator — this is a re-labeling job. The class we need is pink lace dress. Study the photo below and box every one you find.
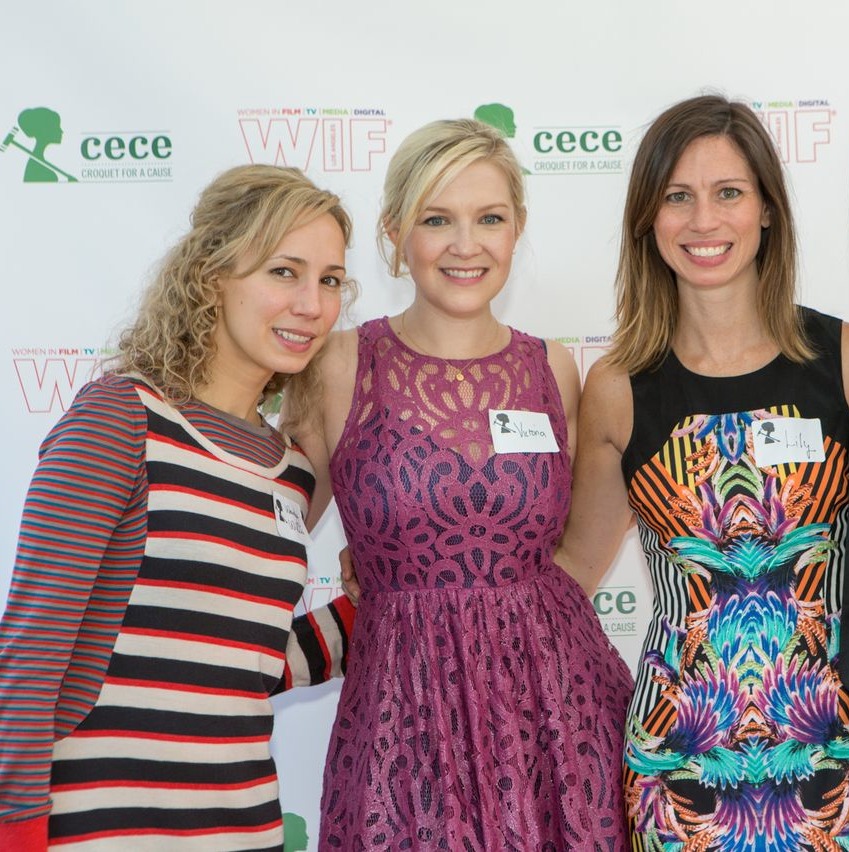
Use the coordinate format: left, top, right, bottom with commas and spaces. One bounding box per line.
320, 318, 633, 851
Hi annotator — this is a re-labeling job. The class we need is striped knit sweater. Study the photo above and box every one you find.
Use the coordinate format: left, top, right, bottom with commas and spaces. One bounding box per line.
0, 374, 354, 850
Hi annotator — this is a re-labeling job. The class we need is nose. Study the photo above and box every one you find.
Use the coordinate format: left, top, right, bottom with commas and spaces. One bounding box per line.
689, 197, 720, 233
291, 279, 322, 318
449, 224, 481, 258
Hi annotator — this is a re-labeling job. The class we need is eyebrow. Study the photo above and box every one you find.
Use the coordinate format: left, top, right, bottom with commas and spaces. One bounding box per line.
666, 177, 754, 188
423, 202, 512, 212
270, 253, 346, 272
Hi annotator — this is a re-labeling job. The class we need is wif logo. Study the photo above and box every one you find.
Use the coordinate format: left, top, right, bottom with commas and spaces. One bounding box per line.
556, 335, 612, 382
13, 348, 105, 413
751, 99, 835, 163
294, 575, 343, 615
238, 106, 388, 172
1, 107, 77, 182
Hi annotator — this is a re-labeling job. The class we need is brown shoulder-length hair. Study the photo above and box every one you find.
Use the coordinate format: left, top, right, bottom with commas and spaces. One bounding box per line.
111, 164, 352, 425
607, 94, 812, 374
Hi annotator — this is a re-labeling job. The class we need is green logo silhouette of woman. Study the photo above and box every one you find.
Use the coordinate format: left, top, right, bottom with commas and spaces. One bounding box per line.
282, 812, 309, 851
473, 103, 530, 174
13, 107, 77, 182
473, 103, 518, 138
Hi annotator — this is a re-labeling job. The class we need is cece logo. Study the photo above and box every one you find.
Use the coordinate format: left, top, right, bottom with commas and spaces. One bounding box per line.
80, 130, 172, 180
592, 588, 636, 616
81, 133, 172, 161
532, 128, 622, 155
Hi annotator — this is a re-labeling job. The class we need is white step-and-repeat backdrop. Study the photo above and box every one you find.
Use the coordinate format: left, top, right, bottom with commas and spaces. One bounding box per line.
4, 2, 849, 847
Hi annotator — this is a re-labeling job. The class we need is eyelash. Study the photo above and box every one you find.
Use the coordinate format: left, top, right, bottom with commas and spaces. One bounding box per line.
423, 215, 447, 227
664, 187, 743, 204
270, 267, 343, 288
421, 213, 506, 226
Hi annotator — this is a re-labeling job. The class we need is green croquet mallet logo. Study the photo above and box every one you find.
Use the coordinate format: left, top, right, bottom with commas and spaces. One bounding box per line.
474, 103, 518, 139
1, 107, 77, 182
473, 103, 530, 175
282, 811, 309, 851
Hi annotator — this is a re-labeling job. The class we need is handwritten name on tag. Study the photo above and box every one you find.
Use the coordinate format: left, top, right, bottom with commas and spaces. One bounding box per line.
752, 417, 825, 466
489, 409, 559, 454
273, 491, 312, 545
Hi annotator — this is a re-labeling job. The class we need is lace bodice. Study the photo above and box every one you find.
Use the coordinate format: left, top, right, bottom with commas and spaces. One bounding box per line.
329, 317, 571, 592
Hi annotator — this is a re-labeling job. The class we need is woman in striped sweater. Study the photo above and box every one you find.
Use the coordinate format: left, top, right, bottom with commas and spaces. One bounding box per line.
0, 164, 356, 851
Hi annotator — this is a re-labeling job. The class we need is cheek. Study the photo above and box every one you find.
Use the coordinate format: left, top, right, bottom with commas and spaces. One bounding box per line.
321, 292, 343, 326
497, 233, 517, 260
403, 232, 438, 267
652, 217, 678, 259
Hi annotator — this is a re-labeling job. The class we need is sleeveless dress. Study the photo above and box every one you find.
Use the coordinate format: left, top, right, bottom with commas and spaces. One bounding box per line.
320, 317, 633, 851
622, 308, 849, 850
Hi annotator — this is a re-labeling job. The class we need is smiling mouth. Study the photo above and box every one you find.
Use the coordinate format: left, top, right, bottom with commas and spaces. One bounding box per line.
274, 329, 313, 343
442, 267, 486, 279
685, 244, 731, 257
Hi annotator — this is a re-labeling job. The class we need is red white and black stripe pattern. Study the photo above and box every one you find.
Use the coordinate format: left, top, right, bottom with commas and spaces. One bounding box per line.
43, 382, 348, 850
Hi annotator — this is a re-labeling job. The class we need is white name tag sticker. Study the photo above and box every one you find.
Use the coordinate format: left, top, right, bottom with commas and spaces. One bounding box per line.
272, 491, 312, 545
752, 417, 825, 466
489, 409, 559, 454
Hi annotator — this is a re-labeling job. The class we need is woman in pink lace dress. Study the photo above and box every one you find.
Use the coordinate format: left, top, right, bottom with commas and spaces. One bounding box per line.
298, 119, 634, 850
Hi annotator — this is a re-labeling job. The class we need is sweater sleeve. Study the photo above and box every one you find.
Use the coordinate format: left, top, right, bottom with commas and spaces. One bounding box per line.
275, 595, 356, 693
0, 376, 147, 849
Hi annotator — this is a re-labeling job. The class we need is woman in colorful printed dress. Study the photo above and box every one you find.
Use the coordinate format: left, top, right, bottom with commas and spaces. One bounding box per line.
0, 164, 356, 851
557, 94, 849, 850
295, 118, 634, 850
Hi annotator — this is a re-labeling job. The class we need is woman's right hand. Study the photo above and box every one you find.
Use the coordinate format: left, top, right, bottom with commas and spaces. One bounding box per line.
339, 546, 360, 606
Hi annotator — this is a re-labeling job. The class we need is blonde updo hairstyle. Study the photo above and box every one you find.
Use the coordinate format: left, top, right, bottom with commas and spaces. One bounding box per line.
113, 164, 352, 420
379, 118, 526, 277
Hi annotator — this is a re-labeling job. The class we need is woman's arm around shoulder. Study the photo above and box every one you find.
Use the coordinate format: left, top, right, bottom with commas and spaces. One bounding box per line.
554, 357, 634, 596
545, 339, 581, 463
295, 328, 359, 531
274, 594, 357, 693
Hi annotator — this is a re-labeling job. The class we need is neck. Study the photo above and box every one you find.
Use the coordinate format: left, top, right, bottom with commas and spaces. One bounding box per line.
194, 367, 268, 427
673, 286, 777, 375
396, 303, 503, 360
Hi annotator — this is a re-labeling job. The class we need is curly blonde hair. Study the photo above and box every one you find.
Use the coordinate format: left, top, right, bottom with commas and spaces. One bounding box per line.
112, 164, 352, 422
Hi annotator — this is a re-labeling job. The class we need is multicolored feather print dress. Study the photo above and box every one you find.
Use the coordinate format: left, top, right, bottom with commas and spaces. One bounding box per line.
622, 308, 849, 851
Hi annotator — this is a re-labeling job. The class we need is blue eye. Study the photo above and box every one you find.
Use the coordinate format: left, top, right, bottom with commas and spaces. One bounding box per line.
480, 213, 504, 225
719, 187, 742, 200
422, 215, 447, 226
665, 191, 689, 204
